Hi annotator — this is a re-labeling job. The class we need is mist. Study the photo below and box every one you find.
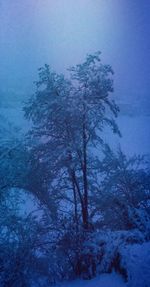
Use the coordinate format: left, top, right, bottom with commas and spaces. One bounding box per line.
0, 0, 150, 153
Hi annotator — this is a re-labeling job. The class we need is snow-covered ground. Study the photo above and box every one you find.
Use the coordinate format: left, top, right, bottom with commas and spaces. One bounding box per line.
55, 272, 126, 287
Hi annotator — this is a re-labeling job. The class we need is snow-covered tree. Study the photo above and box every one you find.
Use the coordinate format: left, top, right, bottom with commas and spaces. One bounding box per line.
24, 52, 120, 230
93, 147, 150, 233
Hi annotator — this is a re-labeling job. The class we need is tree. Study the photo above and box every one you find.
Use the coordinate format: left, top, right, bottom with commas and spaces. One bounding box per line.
0, 115, 29, 197
93, 146, 150, 232
24, 52, 120, 230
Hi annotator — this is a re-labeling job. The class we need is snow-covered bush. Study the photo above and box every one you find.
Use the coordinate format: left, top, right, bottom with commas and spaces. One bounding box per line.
70, 229, 148, 281
120, 242, 150, 287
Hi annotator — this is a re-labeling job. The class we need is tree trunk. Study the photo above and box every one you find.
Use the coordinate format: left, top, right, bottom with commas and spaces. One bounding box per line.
72, 179, 79, 233
82, 116, 89, 229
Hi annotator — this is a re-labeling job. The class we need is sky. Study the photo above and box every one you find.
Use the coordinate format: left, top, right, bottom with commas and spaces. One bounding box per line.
0, 0, 150, 105
0, 0, 150, 154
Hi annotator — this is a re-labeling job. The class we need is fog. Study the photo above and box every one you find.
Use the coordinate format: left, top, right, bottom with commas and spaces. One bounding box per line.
0, 0, 150, 154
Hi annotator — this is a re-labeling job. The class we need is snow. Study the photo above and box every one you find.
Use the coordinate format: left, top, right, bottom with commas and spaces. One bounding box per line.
55, 272, 126, 287
53, 240, 150, 287
121, 242, 150, 287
